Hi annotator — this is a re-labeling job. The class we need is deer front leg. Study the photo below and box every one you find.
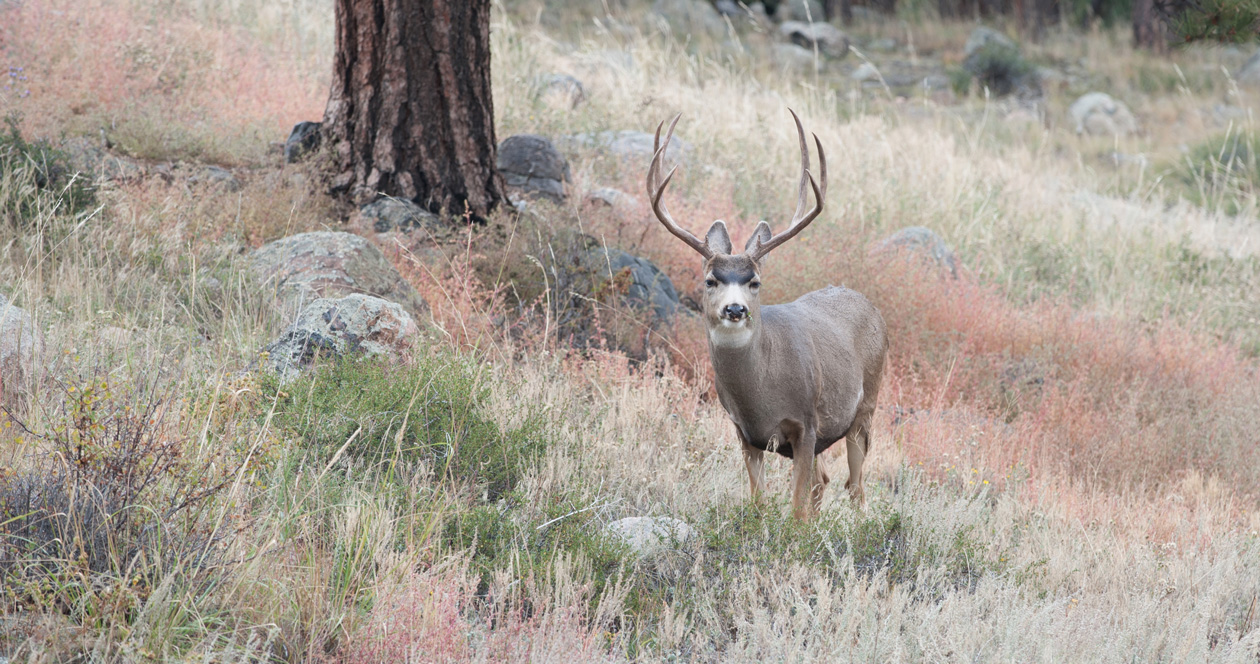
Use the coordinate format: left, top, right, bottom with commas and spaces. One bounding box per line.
845, 425, 869, 508
787, 422, 817, 520
738, 428, 767, 500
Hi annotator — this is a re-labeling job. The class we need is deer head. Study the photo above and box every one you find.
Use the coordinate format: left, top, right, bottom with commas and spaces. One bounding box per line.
646, 109, 828, 348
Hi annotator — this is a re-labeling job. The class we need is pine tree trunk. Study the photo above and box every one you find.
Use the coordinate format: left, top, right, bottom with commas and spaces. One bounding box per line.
322, 0, 504, 220
1133, 0, 1169, 51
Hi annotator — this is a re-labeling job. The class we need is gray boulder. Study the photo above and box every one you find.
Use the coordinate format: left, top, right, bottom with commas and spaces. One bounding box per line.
284, 121, 322, 163
876, 226, 959, 278
61, 137, 143, 182
779, 20, 849, 59
584, 187, 640, 211
360, 197, 441, 234
851, 62, 881, 82
0, 293, 44, 403
496, 134, 571, 203
964, 26, 1017, 58
651, 0, 726, 37
250, 231, 428, 317
775, 0, 825, 21
263, 294, 419, 382
188, 165, 241, 192
773, 43, 821, 72
538, 73, 586, 109
1237, 49, 1260, 87
584, 248, 680, 324
606, 516, 695, 555
1069, 92, 1138, 136
560, 130, 693, 165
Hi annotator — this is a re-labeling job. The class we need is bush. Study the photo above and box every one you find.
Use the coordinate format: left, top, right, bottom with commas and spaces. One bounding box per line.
265, 354, 549, 501
0, 115, 95, 229
962, 43, 1036, 97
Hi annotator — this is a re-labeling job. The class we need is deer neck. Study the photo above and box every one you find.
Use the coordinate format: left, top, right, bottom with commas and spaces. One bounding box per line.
708, 323, 768, 397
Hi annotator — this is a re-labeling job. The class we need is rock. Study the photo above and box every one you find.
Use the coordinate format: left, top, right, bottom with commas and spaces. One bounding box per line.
496, 134, 571, 203
250, 231, 428, 317
714, 0, 742, 15
1237, 48, 1260, 87
779, 20, 849, 59
0, 293, 44, 403
61, 137, 143, 182
851, 62, 881, 82
584, 187, 640, 211
583, 248, 680, 324
867, 37, 898, 52
284, 121, 321, 163
875, 226, 959, 278
538, 73, 586, 109
1069, 92, 1138, 136
606, 516, 695, 555
921, 74, 952, 91
187, 165, 241, 192
262, 294, 418, 382
560, 130, 693, 165
775, 0, 825, 21
651, 0, 726, 37
773, 43, 821, 72
964, 26, 1016, 58
360, 197, 442, 234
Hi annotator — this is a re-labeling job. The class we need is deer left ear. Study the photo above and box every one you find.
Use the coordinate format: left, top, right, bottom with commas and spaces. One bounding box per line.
744, 221, 773, 255
705, 220, 733, 255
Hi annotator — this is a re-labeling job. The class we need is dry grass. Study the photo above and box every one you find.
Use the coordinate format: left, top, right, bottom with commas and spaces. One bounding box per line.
1, 0, 1259, 661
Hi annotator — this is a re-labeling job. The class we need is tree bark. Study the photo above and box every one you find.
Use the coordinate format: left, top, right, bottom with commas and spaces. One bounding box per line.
322, 0, 504, 221
1133, 0, 1169, 51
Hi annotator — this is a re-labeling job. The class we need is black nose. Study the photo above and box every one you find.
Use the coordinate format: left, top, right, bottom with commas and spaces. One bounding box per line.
723, 304, 747, 320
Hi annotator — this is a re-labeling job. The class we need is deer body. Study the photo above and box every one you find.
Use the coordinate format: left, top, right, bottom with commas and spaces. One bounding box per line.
647, 111, 887, 519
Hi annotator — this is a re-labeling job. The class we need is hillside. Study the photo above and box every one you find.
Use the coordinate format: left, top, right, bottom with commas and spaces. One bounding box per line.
1, 0, 1259, 661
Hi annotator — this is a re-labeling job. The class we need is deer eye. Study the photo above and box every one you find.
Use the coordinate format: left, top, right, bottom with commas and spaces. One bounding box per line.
749, 281, 761, 290
705, 279, 718, 288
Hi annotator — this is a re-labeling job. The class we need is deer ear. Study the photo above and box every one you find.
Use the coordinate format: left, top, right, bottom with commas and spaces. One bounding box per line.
704, 220, 733, 255
744, 221, 773, 255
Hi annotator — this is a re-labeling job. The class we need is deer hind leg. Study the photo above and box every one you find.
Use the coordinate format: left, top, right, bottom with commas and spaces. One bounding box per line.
811, 454, 831, 513
844, 416, 872, 508
739, 429, 767, 500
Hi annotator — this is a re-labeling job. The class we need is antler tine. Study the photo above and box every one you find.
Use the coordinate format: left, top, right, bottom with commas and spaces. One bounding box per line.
751, 109, 828, 260
646, 113, 712, 259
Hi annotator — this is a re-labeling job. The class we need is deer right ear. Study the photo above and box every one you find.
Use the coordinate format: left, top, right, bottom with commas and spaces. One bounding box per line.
705, 220, 733, 255
744, 221, 773, 255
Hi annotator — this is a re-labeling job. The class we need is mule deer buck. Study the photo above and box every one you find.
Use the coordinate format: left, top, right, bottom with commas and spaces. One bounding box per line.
647, 110, 888, 520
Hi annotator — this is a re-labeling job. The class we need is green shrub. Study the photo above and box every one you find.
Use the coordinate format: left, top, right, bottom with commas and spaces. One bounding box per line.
0, 115, 95, 229
962, 43, 1036, 97
265, 354, 548, 501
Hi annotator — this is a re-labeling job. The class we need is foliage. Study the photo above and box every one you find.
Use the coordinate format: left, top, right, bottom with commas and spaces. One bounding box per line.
962, 43, 1036, 96
0, 115, 95, 228
1158, 0, 1260, 43
264, 355, 549, 502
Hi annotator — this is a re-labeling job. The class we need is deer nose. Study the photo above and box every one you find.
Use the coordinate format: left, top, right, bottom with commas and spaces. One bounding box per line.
723, 304, 748, 321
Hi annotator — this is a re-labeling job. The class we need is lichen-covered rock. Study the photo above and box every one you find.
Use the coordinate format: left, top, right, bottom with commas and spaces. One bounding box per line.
583, 187, 640, 212
61, 137, 143, 182
779, 20, 849, 59
250, 231, 427, 317
651, 0, 726, 37
262, 294, 419, 382
187, 165, 241, 192
0, 293, 44, 403
1069, 92, 1138, 137
583, 248, 679, 324
876, 226, 959, 278
773, 43, 821, 72
775, 0, 825, 21
497, 134, 571, 203
360, 197, 442, 234
538, 73, 586, 109
606, 516, 695, 555
284, 121, 322, 163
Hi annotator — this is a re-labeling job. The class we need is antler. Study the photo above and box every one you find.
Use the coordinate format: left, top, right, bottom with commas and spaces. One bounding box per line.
646, 114, 713, 259
749, 108, 828, 260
